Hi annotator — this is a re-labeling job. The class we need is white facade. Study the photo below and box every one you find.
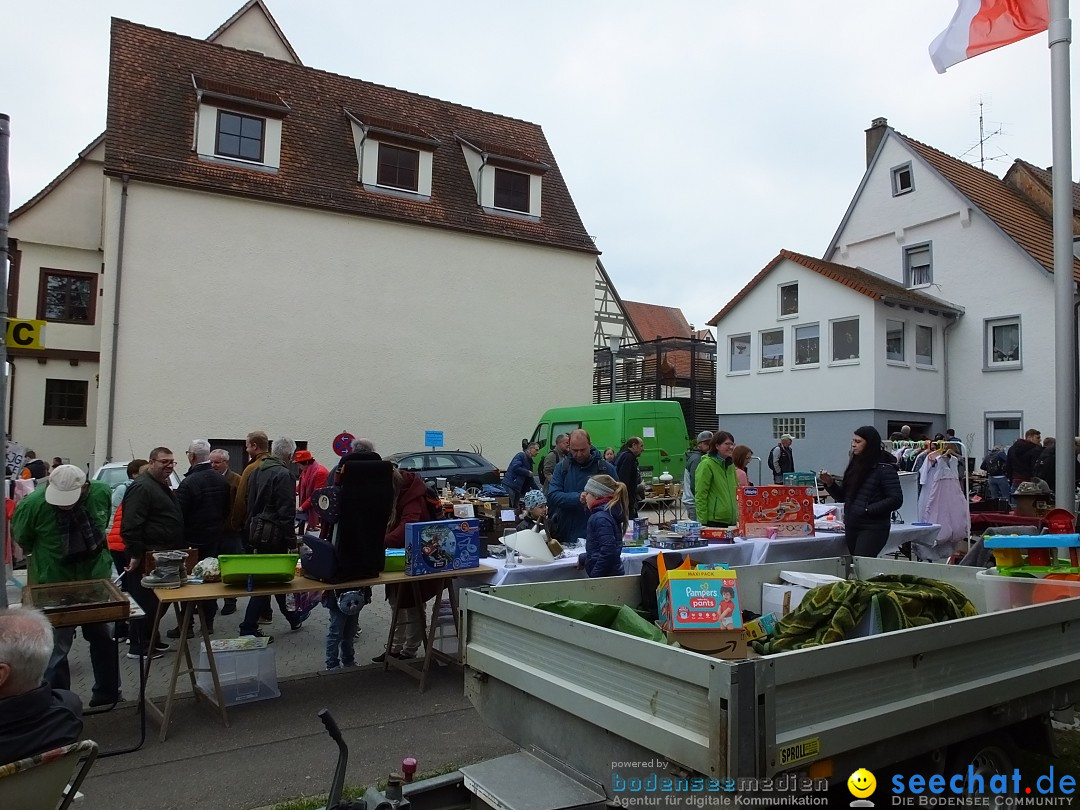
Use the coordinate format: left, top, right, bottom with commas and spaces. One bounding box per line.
92, 181, 594, 469
828, 133, 1063, 457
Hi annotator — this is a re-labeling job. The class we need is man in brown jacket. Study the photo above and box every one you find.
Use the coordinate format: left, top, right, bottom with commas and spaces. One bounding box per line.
210, 448, 243, 615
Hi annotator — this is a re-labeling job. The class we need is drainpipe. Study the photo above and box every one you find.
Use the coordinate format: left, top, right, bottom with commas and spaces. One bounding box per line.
104, 176, 129, 462
942, 315, 957, 440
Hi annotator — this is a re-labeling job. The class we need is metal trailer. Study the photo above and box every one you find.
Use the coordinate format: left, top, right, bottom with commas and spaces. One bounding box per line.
439, 556, 1080, 807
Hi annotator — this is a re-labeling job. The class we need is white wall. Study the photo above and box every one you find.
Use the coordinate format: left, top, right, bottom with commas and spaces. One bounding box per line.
9, 361, 99, 470
716, 259, 877, 414
873, 312, 945, 413
11, 145, 104, 250
94, 180, 595, 469
830, 133, 1061, 457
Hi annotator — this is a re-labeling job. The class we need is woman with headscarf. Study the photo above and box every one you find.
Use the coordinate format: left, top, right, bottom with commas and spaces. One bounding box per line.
818, 426, 903, 556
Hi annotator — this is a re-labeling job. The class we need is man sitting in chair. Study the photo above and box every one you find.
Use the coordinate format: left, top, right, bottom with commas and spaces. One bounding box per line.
0, 607, 83, 764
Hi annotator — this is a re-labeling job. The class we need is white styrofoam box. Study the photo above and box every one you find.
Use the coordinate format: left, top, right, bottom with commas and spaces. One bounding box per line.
761, 582, 809, 618
196, 646, 280, 706
977, 567, 1080, 612
779, 570, 845, 589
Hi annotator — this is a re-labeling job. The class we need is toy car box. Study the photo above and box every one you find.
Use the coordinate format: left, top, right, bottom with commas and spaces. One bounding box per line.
737, 485, 815, 539
404, 518, 481, 576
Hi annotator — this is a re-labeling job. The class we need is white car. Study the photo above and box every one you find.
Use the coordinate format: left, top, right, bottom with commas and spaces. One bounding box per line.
92, 461, 182, 491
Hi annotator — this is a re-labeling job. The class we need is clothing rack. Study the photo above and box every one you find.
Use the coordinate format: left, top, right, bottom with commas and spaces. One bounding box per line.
883, 439, 972, 537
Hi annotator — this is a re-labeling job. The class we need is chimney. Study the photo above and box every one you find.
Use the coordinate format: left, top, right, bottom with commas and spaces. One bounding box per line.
865, 117, 889, 168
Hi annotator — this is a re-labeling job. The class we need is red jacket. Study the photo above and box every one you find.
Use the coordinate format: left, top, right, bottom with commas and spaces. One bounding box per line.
384, 471, 428, 549
297, 462, 329, 528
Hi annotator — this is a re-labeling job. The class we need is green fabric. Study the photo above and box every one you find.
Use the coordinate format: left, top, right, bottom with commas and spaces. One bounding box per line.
752, 574, 977, 655
12, 481, 114, 584
695, 455, 738, 526
535, 600, 667, 643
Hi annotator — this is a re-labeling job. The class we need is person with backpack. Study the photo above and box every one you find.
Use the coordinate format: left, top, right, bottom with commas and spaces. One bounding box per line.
980, 445, 1010, 501
767, 435, 795, 484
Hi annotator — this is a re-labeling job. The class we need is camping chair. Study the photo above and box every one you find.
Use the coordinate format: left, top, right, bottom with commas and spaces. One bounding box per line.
0, 739, 98, 810
336, 456, 396, 579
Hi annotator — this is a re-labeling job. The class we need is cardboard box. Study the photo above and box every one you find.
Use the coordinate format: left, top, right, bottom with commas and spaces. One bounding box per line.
657, 567, 741, 631
743, 612, 778, 641
737, 486, 815, 539
701, 527, 735, 542
666, 629, 748, 660
761, 582, 808, 618
453, 503, 475, 518
404, 518, 481, 576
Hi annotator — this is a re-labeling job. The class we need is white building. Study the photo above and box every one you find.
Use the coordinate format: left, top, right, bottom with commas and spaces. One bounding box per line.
8, 1, 598, 471
709, 249, 961, 475
708, 117, 1079, 473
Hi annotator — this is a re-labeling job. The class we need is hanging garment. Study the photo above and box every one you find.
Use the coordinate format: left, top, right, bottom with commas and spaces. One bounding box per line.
919, 455, 970, 544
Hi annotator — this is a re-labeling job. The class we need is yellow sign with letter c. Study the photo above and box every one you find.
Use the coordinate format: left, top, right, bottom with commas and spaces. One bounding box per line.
4, 319, 45, 350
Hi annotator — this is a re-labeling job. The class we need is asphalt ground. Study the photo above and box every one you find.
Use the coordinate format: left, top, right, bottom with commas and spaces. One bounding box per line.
64, 586, 518, 810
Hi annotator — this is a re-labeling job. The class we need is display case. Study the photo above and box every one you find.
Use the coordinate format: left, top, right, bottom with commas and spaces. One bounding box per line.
21, 578, 130, 627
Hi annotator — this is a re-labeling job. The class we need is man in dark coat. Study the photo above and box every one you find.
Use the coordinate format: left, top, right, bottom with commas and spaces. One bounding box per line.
613, 437, 644, 518
0, 607, 83, 764
1005, 428, 1042, 487
504, 442, 540, 507
547, 429, 617, 544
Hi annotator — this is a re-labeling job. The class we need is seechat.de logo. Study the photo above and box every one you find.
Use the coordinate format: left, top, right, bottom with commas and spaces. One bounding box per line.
848, 767, 877, 807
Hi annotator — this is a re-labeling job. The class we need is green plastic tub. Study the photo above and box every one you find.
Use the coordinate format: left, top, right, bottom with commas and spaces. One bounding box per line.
385, 549, 406, 572
219, 554, 299, 585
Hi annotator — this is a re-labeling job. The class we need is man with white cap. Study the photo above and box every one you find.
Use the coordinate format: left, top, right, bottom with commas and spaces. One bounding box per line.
11, 465, 120, 706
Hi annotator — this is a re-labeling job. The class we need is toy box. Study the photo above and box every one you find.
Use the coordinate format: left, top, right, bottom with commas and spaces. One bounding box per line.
743, 612, 778, 641
737, 486, 815, 539
701, 527, 735, 542
404, 519, 481, 576
657, 566, 742, 632
384, 548, 406, 572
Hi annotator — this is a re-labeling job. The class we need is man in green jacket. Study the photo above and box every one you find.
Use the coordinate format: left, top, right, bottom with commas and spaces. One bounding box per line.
695, 431, 739, 527
12, 465, 119, 706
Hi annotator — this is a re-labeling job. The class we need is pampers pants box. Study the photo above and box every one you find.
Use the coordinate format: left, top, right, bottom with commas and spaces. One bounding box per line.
736, 485, 816, 539
404, 518, 481, 576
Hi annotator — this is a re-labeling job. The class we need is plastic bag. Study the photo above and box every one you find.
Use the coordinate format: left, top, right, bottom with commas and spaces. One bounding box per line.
534, 599, 666, 643
191, 557, 221, 582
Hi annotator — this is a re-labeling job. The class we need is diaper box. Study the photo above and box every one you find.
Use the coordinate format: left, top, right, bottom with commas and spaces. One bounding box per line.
737, 486, 815, 539
404, 518, 481, 576
657, 567, 742, 632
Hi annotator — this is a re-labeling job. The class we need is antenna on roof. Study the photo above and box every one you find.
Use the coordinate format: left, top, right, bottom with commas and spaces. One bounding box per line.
958, 96, 1007, 170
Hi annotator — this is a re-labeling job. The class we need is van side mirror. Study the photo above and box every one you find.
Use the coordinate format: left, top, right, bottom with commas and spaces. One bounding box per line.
521, 438, 529, 450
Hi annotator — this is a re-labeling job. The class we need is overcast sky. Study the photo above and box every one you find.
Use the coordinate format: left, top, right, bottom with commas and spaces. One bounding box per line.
4, 1, 1074, 331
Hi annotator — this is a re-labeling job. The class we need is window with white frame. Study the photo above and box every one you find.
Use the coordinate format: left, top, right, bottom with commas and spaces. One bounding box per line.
985, 316, 1021, 368
886, 319, 905, 362
779, 282, 798, 317
986, 412, 1022, 451
904, 244, 932, 287
891, 163, 914, 196
793, 323, 819, 366
915, 325, 933, 366
831, 318, 859, 362
772, 417, 805, 440
760, 329, 784, 369
192, 76, 289, 171
729, 334, 751, 373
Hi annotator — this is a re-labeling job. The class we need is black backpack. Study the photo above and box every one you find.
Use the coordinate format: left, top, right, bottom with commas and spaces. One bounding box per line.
638, 552, 685, 622
983, 451, 1006, 477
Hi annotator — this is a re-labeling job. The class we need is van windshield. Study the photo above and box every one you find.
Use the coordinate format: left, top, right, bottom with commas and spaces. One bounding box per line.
529, 424, 547, 451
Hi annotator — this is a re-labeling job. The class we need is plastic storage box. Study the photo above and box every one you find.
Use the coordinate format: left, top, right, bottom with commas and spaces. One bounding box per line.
218, 553, 298, 585
977, 567, 1080, 612
196, 646, 280, 706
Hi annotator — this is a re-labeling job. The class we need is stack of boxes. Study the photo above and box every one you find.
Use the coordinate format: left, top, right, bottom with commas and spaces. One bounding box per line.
656, 556, 746, 659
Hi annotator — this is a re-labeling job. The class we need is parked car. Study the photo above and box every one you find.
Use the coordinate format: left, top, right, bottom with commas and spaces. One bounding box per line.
384, 451, 501, 490
92, 461, 182, 490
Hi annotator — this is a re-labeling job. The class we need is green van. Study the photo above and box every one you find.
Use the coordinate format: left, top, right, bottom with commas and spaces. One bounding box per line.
527, 401, 691, 480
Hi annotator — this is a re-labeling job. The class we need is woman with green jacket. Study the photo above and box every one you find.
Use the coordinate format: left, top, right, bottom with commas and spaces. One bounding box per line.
695, 431, 738, 527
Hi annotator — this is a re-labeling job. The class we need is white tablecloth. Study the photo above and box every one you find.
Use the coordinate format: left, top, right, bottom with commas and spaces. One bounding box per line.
879, 522, 944, 560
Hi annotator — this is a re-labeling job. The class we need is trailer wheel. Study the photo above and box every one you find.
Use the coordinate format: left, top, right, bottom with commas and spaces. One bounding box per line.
945, 734, 1016, 806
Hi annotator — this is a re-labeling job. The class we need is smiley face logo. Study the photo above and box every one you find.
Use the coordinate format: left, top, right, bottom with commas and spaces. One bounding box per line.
847, 768, 876, 799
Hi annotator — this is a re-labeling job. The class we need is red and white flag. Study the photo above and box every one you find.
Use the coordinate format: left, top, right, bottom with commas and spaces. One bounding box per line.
929, 0, 1049, 73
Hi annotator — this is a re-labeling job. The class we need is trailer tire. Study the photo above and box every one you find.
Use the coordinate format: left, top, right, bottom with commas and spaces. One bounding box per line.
944, 733, 1016, 804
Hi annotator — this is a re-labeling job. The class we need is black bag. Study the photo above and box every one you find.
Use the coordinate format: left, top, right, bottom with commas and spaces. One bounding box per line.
248, 515, 292, 551
301, 532, 348, 583
638, 551, 684, 622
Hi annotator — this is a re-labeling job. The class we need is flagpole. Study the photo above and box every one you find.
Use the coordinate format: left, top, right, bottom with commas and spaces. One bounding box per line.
1049, 0, 1076, 509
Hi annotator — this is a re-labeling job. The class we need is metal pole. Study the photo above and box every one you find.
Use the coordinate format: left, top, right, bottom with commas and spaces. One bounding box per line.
0, 113, 10, 608
1049, 1, 1077, 509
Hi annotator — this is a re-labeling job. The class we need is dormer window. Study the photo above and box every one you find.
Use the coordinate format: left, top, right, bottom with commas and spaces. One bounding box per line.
193, 76, 288, 171
377, 144, 420, 192
494, 169, 530, 213
347, 111, 438, 199
458, 135, 548, 219
216, 111, 264, 162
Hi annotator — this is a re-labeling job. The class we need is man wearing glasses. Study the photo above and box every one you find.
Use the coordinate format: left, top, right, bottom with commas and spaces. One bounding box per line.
120, 447, 185, 660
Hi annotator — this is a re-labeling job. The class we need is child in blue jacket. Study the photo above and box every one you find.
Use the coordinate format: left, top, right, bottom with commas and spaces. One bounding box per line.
579, 474, 628, 577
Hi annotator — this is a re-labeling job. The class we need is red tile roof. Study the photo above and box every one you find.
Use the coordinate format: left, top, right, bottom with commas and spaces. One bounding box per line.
898, 134, 1080, 282
106, 18, 596, 254
707, 249, 962, 326
622, 301, 694, 341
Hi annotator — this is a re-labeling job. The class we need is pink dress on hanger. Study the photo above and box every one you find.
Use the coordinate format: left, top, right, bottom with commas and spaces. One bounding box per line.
919, 454, 970, 544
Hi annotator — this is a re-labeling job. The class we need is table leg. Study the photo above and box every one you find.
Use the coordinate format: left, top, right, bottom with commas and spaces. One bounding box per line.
191, 603, 229, 730
156, 601, 195, 742
417, 580, 439, 692
383, 586, 401, 671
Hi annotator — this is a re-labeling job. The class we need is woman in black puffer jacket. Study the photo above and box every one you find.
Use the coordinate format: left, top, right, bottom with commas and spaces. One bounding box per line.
819, 425, 903, 556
